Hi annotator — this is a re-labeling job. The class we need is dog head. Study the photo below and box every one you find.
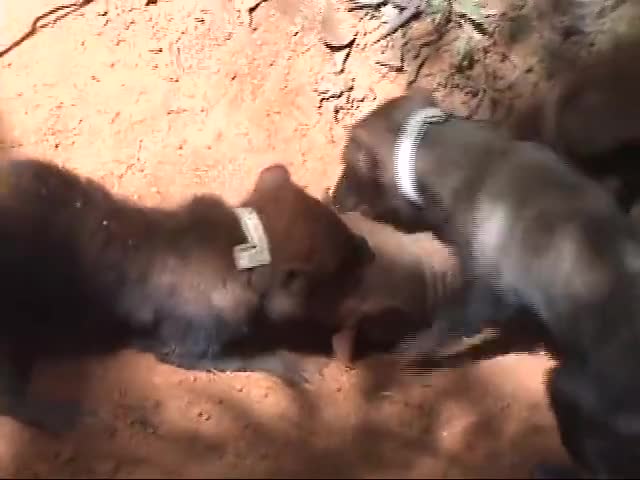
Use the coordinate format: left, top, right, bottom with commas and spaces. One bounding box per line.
330, 87, 444, 233
243, 164, 375, 323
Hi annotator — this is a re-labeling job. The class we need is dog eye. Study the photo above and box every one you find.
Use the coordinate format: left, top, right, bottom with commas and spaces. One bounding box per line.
282, 269, 305, 288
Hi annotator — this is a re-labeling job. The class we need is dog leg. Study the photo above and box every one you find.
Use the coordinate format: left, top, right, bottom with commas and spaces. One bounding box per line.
394, 279, 524, 365
0, 356, 86, 435
332, 327, 357, 365
544, 363, 640, 479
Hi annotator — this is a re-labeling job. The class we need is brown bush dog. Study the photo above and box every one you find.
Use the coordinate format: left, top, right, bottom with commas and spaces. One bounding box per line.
511, 40, 640, 213
0, 156, 373, 434
325, 211, 461, 365
330, 88, 640, 478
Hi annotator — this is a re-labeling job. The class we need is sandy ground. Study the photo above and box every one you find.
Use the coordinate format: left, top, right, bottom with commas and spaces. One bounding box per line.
0, 0, 570, 477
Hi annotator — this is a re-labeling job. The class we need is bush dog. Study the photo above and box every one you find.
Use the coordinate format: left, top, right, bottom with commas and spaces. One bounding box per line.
331, 88, 640, 478
0, 156, 373, 433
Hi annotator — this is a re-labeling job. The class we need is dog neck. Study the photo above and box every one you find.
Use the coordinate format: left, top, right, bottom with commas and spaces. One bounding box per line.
393, 107, 449, 206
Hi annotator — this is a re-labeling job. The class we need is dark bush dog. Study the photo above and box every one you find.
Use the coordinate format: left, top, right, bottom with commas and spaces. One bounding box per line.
0, 156, 373, 433
331, 88, 640, 478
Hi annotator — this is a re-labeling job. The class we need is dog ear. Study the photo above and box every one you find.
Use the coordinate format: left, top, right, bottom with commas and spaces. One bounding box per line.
254, 164, 291, 193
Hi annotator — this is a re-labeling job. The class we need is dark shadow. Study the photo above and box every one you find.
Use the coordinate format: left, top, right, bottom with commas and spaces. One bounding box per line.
0, 0, 95, 59
351, 308, 552, 403
4, 344, 567, 478
0, 115, 101, 480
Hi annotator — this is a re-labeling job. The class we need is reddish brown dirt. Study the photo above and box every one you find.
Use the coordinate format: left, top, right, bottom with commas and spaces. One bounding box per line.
0, 0, 568, 477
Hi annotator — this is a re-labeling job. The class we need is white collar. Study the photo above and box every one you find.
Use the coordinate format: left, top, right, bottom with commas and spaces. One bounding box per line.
232, 207, 272, 270
393, 106, 449, 205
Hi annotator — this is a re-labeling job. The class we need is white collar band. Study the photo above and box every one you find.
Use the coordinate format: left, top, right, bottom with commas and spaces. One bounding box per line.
232, 207, 272, 270
393, 106, 449, 206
